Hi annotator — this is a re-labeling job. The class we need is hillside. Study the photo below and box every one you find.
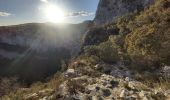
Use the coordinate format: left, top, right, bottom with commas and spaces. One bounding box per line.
0, 0, 170, 99
0, 22, 92, 83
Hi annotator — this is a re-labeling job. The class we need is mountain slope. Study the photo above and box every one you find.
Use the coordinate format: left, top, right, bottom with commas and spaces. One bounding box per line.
0, 22, 91, 82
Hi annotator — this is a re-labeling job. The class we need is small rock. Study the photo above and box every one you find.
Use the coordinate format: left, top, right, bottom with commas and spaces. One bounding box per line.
94, 64, 100, 69
120, 89, 128, 98
88, 85, 96, 91
128, 82, 135, 90
102, 82, 107, 86
48, 95, 54, 99
92, 96, 98, 100
126, 97, 136, 100
39, 96, 47, 100
65, 69, 76, 77
139, 91, 145, 97
90, 90, 97, 96
129, 90, 134, 94
125, 77, 131, 82
131, 94, 138, 98
154, 90, 158, 94
39, 89, 54, 95
25, 93, 38, 100
67, 69, 75, 73
102, 80, 110, 86
80, 95, 90, 100
92, 95, 103, 100
128, 81, 147, 91
143, 96, 149, 100
106, 84, 113, 89
166, 95, 170, 100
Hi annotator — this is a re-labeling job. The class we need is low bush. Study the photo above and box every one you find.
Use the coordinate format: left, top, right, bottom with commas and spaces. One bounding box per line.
84, 36, 120, 64
99, 40, 119, 63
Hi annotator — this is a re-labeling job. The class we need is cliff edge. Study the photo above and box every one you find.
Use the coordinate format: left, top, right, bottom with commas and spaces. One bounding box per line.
94, 0, 154, 25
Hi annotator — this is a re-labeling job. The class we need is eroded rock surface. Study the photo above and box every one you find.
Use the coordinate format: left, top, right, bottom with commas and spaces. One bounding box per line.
94, 0, 154, 25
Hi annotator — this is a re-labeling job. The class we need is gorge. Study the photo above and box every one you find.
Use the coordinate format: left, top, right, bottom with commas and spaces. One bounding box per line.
0, 0, 170, 99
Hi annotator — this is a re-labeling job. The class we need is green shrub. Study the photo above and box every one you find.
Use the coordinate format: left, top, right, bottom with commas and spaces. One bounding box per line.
99, 40, 119, 63
84, 45, 100, 56
84, 36, 120, 64
116, 13, 137, 36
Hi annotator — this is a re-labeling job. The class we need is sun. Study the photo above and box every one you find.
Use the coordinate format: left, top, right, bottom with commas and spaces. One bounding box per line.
44, 5, 66, 23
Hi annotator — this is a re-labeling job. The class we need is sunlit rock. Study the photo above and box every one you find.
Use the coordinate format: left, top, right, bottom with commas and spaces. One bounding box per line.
94, 0, 154, 25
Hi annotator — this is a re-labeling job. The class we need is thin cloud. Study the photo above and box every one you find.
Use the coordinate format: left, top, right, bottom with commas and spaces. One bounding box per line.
0, 11, 11, 17
67, 11, 94, 17
40, 0, 48, 3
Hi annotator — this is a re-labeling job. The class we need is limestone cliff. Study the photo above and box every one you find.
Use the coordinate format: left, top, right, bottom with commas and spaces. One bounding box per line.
94, 0, 154, 25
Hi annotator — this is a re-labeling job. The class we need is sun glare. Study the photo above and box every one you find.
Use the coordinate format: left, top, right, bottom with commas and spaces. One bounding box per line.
44, 5, 66, 23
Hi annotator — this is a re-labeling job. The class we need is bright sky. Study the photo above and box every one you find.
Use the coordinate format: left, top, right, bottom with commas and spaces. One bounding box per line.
0, 0, 99, 26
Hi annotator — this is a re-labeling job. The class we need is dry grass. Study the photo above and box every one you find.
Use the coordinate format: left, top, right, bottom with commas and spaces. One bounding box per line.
134, 72, 170, 91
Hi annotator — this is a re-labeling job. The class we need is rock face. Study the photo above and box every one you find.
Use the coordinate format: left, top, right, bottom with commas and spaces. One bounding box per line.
82, 23, 119, 47
159, 66, 170, 80
94, 0, 154, 25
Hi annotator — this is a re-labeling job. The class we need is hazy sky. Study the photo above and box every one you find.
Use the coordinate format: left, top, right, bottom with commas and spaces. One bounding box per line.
0, 0, 99, 26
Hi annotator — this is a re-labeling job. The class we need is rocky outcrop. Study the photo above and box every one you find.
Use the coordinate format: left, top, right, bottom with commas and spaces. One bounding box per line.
94, 0, 154, 25
55, 63, 169, 100
3, 61, 169, 100
83, 23, 119, 46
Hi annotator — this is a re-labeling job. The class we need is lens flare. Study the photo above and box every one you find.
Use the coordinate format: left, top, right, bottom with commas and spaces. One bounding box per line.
44, 5, 65, 23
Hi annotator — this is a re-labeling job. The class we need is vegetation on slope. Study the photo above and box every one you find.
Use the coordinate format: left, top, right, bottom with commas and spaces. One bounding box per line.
125, 0, 170, 68
85, 0, 170, 69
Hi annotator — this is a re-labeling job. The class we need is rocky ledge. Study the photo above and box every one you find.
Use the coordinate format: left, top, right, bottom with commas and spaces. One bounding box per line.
23, 62, 170, 100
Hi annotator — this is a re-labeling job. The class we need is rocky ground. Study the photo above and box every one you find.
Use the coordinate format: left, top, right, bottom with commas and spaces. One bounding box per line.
21, 61, 170, 100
